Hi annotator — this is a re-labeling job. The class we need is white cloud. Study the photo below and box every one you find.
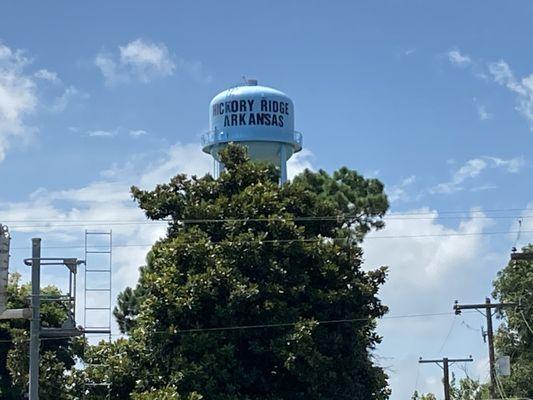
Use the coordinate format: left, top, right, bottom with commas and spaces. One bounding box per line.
119, 39, 175, 81
95, 39, 175, 86
94, 52, 124, 86
2, 141, 312, 293
431, 156, 524, 194
366, 209, 493, 283
477, 104, 491, 121
1, 142, 214, 299
0, 42, 38, 162
87, 129, 117, 137
484, 155, 524, 173
34, 68, 59, 83
287, 148, 314, 180
387, 175, 416, 203
49, 86, 86, 113
445, 52, 533, 129
432, 158, 487, 194
487, 60, 533, 130
0, 42, 81, 161
470, 184, 498, 192
87, 128, 149, 139
473, 98, 492, 121
448, 50, 472, 67
139, 143, 212, 188
488, 61, 524, 94
95, 38, 212, 86
363, 208, 503, 399
129, 129, 147, 137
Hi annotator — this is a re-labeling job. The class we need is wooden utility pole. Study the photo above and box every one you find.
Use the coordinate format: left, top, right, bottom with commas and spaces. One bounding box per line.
453, 298, 517, 399
419, 356, 473, 400
29, 238, 41, 400
510, 251, 533, 261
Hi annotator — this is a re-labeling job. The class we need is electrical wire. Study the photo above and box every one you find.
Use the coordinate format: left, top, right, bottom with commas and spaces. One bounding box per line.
3, 213, 532, 226
495, 373, 509, 400
0, 310, 460, 343
2, 207, 533, 227
413, 361, 420, 396
438, 315, 457, 353
7, 229, 533, 252
519, 309, 533, 335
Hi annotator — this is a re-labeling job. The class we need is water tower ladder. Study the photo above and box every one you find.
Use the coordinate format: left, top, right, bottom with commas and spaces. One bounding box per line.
83, 230, 112, 339
83, 230, 113, 398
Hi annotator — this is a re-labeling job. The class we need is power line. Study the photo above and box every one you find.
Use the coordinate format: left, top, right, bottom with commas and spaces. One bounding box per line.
454, 298, 518, 399
520, 309, 533, 335
7, 229, 533, 252
0, 310, 462, 343
2, 208, 533, 228
438, 315, 457, 353
4, 214, 533, 228
418, 356, 474, 400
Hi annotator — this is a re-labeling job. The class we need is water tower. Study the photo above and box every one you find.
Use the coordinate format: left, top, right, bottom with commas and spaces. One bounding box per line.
201, 80, 302, 183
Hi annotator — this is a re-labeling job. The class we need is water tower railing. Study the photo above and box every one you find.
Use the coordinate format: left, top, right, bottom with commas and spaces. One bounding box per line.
201, 130, 302, 150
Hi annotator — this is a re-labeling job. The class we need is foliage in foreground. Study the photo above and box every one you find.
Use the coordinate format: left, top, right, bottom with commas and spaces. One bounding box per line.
412, 374, 489, 400
492, 244, 533, 398
0, 273, 79, 399
93, 144, 391, 399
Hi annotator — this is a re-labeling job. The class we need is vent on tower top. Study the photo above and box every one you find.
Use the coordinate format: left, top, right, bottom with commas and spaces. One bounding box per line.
246, 79, 258, 86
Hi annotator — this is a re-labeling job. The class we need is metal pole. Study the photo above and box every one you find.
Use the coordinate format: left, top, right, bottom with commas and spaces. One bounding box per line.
419, 357, 472, 400
485, 298, 497, 399
453, 298, 518, 400
280, 144, 287, 184
442, 358, 450, 400
29, 238, 41, 400
0, 225, 10, 313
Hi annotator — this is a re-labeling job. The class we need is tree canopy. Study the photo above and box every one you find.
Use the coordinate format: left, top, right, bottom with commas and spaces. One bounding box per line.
104, 144, 391, 399
412, 375, 489, 400
0, 272, 79, 399
492, 244, 533, 398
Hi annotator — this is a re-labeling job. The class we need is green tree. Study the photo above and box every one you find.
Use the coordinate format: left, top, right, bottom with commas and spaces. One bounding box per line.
131, 387, 203, 400
109, 144, 390, 399
0, 273, 78, 399
449, 374, 489, 399
411, 390, 437, 400
492, 244, 533, 398
412, 375, 489, 400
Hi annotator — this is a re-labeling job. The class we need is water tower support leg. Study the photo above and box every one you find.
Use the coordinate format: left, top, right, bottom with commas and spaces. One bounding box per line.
280, 144, 287, 184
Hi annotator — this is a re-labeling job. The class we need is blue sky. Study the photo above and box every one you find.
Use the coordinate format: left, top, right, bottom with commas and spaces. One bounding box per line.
1, 1, 532, 398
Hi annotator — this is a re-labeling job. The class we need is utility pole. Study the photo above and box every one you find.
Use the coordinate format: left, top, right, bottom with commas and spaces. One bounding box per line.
510, 251, 533, 261
419, 356, 473, 400
454, 298, 518, 399
0, 224, 10, 313
29, 238, 41, 400
22, 238, 84, 400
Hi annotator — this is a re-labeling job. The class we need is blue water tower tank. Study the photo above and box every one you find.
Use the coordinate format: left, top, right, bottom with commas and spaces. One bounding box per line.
202, 80, 302, 183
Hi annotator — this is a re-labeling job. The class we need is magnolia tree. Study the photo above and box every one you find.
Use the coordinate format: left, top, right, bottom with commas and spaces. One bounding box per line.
85, 144, 390, 399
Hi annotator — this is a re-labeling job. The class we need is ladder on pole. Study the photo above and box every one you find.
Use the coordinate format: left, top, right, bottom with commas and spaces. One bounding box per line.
83, 230, 112, 398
